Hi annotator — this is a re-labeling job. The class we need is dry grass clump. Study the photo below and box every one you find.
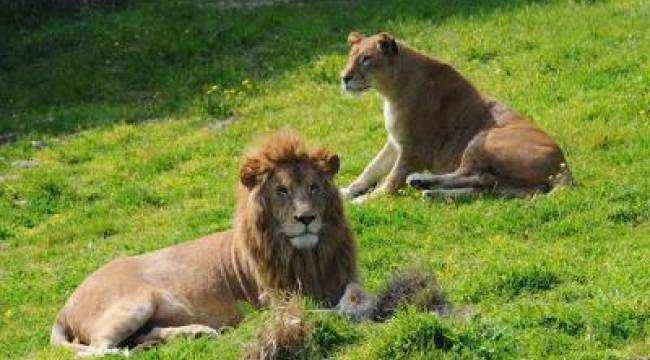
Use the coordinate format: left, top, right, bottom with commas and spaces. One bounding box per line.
371, 269, 451, 322
245, 292, 312, 360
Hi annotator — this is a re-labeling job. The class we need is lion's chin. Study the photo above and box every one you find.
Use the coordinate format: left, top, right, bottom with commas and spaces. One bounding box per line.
289, 234, 319, 249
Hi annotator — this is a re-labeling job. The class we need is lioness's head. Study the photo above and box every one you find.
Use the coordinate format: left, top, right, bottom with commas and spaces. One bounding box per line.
341, 31, 399, 94
239, 131, 341, 249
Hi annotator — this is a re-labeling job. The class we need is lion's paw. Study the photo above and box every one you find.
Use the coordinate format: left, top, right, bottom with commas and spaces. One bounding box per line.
336, 283, 375, 321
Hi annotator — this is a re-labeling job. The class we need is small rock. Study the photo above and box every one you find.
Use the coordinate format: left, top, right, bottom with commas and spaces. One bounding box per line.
11, 160, 38, 169
32, 140, 47, 149
0, 133, 17, 146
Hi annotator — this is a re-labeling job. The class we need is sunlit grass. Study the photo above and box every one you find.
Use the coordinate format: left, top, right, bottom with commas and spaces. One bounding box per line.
1, 0, 649, 358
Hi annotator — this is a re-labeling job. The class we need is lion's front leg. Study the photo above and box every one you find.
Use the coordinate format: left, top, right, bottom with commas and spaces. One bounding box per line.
341, 141, 397, 200
335, 282, 375, 321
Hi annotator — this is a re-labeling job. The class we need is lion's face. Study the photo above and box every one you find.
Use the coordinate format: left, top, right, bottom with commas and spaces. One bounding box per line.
240, 135, 341, 250
261, 163, 334, 249
341, 32, 399, 95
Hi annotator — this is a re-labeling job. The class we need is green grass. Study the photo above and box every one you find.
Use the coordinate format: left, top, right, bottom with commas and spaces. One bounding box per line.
1, 0, 649, 358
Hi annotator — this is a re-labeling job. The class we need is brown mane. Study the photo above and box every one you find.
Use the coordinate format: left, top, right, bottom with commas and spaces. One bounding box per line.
234, 130, 358, 305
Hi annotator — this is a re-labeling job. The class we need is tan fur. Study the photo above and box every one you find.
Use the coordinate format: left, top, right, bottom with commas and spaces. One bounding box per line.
50, 131, 373, 356
340, 32, 571, 201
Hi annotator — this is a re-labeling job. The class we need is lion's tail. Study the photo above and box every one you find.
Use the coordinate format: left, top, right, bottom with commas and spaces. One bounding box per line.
549, 163, 573, 193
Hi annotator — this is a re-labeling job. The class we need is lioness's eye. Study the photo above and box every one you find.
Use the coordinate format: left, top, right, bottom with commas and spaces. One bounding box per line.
277, 186, 289, 196
360, 55, 372, 65
310, 184, 320, 195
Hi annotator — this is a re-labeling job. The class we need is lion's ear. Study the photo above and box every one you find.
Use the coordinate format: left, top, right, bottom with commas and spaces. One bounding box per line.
348, 32, 363, 46
240, 157, 264, 189
377, 32, 398, 55
311, 148, 340, 176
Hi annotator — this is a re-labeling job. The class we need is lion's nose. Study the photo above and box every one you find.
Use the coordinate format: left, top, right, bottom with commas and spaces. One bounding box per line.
295, 213, 316, 225
342, 74, 353, 83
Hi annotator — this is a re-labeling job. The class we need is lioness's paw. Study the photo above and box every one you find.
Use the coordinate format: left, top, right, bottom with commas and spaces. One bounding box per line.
351, 193, 372, 205
406, 173, 433, 189
339, 187, 355, 200
340, 186, 365, 200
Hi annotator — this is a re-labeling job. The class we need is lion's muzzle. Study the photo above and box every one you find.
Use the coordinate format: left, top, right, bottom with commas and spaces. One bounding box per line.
284, 216, 322, 249
289, 233, 319, 249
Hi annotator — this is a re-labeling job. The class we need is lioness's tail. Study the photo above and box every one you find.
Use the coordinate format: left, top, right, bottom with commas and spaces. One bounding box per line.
549, 163, 573, 193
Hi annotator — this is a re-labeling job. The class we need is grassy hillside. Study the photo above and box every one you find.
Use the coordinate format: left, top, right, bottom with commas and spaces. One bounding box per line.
1, 0, 649, 358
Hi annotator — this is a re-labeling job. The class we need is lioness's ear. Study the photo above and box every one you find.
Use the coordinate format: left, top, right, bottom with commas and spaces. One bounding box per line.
311, 148, 340, 176
240, 157, 263, 189
377, 32, 398, 55
348, 32, 363, 46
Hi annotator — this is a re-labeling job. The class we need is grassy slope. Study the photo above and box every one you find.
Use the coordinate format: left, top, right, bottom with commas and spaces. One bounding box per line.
1, 0, 649, 358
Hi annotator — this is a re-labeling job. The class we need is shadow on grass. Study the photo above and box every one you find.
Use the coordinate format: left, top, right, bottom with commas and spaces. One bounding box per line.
0, 0, 551, 137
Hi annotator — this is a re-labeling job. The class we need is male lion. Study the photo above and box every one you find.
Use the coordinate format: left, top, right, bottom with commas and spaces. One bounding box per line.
340, 32, 572, 202
50, 131, 373, 357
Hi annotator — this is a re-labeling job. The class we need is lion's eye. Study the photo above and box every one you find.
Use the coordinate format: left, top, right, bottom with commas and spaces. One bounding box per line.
360, 55, 372, 65
277, 186, 289, 196
310, 184, 320, 195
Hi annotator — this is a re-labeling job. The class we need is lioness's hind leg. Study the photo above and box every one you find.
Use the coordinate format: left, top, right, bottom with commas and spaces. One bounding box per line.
407, 171, 495, 190
494, 185, 547, 198
424, 185, 547, 200
423, 187, 484, 200
406, 172, 440, 189
134, 324, 220, 348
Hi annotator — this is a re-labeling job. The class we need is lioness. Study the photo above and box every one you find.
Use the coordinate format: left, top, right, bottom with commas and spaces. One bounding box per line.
50, 131, 373, 356
340, 32, 571, 201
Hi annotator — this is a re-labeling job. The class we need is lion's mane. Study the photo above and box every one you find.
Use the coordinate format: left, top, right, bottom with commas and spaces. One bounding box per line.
234, 131, 358, 306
